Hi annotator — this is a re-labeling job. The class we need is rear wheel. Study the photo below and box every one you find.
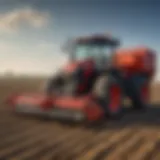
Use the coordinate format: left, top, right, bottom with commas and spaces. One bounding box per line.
92, 75, 123, 119
131, 84, 150, 110
124, 75, 150, 110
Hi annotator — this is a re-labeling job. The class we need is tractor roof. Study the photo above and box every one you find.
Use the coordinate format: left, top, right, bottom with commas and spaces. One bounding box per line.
75, 34, 120, 46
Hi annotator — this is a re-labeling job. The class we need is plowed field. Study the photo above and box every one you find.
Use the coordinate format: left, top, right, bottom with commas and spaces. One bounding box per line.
0, 77, 160, 160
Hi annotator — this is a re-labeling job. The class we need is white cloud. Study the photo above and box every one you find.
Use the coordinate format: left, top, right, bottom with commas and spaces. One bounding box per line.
0, 7, 50, 33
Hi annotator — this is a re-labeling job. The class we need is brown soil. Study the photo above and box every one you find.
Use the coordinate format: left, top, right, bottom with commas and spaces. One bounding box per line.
0, 77, 160, 160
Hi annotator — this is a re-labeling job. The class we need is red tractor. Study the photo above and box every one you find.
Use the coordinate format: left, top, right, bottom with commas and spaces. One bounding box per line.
6, 34, 156, 123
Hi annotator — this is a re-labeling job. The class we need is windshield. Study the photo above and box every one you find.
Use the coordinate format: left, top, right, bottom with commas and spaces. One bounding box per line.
74, 44, 112, 61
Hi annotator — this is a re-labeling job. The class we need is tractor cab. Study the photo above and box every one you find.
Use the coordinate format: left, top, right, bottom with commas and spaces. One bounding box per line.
65, 34, 120, 69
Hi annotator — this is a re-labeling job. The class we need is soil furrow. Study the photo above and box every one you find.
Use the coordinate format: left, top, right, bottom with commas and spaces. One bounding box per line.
0, 79, 160, 160
129, 138, 159, 160
34, 128, 88, 160
0, 123, 64, 159
77, 128, 134, 160
105, 130, 145, 160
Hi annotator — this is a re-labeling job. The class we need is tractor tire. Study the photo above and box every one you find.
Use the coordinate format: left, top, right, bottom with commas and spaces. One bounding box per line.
92, 75, 123, 119
46, 71, 81, 96
63, 78, 79, 96
123, 75, 149, 110
130, 85, 149, 111
45, 73, 65, 95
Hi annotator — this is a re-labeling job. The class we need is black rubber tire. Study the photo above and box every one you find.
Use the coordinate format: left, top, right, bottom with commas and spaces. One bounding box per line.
45, 73, 65, 95
63, 78, 79, 96
92, 75, 123, 119
46, 71, 82, 96
123, 78, 146, 110
130, 87, 148, 111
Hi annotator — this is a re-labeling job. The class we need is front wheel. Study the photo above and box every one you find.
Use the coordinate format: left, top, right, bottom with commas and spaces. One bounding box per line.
92, 75, 123, 119
45, 72, 81, 96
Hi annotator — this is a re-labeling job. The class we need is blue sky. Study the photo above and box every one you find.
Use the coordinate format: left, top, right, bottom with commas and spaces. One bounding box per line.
0, 0, 160, 78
